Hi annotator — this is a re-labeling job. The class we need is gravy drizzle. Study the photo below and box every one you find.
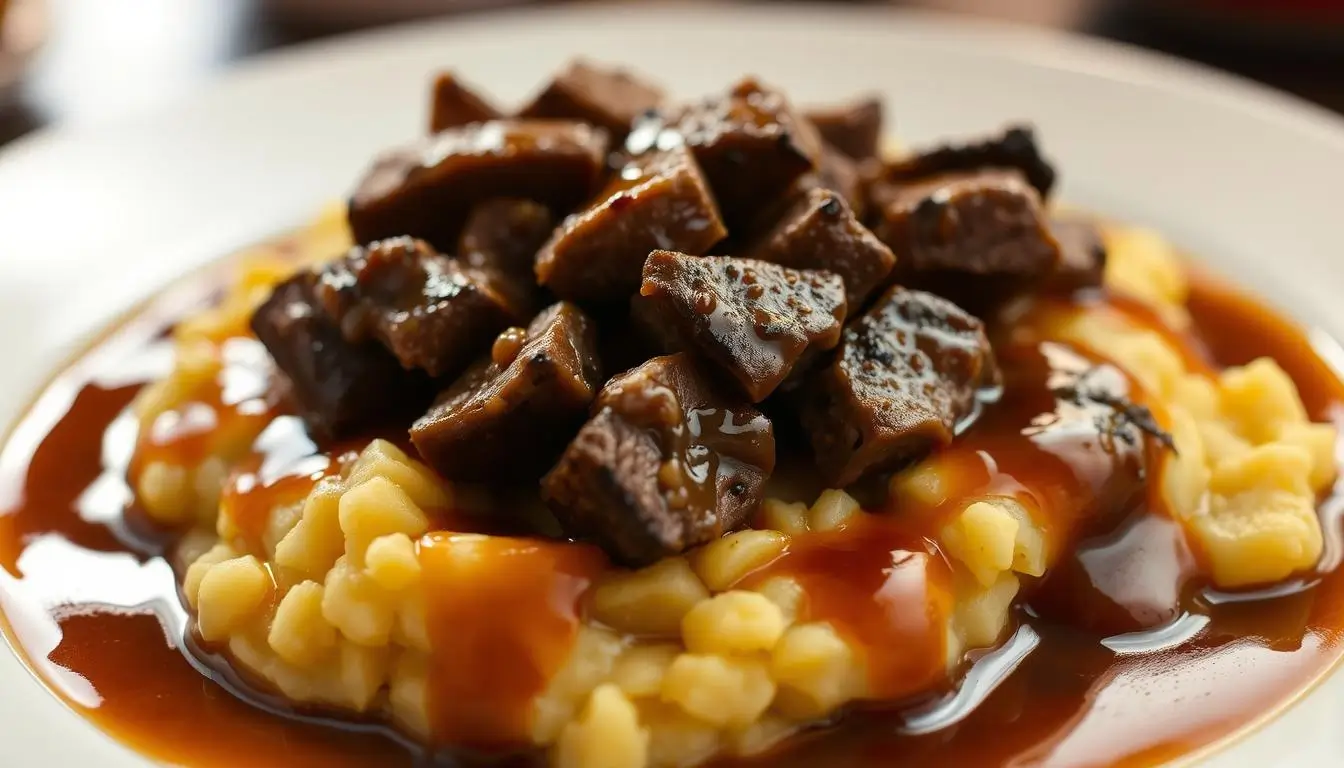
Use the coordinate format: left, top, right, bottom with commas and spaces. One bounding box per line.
0, 261, 1343, 768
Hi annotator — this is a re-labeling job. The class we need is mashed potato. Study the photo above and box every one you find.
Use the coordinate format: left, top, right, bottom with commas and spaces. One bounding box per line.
139, 211, 1337, 768
183, 435, 1024, 767
1055, 225, 1337, 588
132, 205, 352, 527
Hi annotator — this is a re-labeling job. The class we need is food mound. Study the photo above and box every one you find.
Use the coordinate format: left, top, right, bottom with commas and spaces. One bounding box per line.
122, 62, 1338, 767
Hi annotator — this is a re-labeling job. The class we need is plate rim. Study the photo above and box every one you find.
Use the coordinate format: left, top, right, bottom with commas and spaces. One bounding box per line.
7, 1, 1344, 162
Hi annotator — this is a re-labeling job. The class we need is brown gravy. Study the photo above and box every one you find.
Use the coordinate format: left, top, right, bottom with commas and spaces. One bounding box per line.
421, 533, 605, 749
1, 263, 1343, 768
743, 517, 955, 702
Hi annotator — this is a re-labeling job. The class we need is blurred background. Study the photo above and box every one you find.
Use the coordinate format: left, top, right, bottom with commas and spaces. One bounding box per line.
0, 0, 1341, 146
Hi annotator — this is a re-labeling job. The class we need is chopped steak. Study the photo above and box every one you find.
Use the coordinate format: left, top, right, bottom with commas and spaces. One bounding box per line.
883, 124, 1056, 199
805, 96, 883, 160
517, 60, 664, 141
873, 169, 1060, 281
542, 353, 776, 566
627, 77, 822, 227
745, 187, 895, 310
636, 251, 847, 402
348, 119, 609, 251
1045, 213, 1107, 293
428, 71, 502, 133
458, 198, 554, 284
545, 409, 673, 563
410, 302, 603, 483
251, 273, 435, 442
887, 212, 1102, 313
254, 63, 1090, 565
800, 286, 996, 486
313, 237, 527, 380
535, 145, 727, 302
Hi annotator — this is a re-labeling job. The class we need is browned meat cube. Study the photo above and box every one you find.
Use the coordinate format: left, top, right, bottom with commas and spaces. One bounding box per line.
872, 169, 1060, 280
883, 124, 1056, 199
1045, 214, 1107, 293
628, 78, 822, 227
410, 302, 603, 483
251, 274, 435, 442
313, 237, 527, 380
455, 199, 552, 322
800, 286, 996, 487
457, 198, 554, 290
517, 60, 664, 141
535, 145, 727, 302
541, 354, 776, 566
636, 252, 846, 402
428, 71, 502, 133
348, 120, 609, 251
805, 97, 883, 160
745, 187, 895, 310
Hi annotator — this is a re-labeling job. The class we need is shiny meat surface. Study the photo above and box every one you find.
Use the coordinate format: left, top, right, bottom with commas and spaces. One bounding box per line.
804, 97, 883, 160
873, 169, 1060, 281
626, 77, 822, 227
535, 145, 727, 302
250, 273, 436, 441
800, 286, 996, 486
745, 186, 895, 310
636, 251, 846, 402
255, 66, 1088, 572
410, 302, 603, 483
541, 353, 776, 566
314, 237, 526, 379
428, 72, 502, 133
517, 60, 665, 141
348, 120, 608, 251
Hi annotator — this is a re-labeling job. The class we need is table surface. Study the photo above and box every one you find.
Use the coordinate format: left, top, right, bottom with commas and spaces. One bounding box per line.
0, 0, 1340, 149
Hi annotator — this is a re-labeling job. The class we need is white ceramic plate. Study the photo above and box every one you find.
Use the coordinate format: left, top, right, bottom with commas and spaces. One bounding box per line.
2, 2, 1344, 764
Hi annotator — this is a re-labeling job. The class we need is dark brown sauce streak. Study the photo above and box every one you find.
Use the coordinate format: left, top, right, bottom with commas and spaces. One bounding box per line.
0, 261, 1341, 768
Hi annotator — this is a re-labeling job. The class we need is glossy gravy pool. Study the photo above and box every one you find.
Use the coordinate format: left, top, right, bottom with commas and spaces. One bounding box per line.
1, 262, 1343, 768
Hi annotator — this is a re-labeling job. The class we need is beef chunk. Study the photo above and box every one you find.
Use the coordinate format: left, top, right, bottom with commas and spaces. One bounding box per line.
873, 169, 1059, 281
542, 354, 776, 566
627, 78, 822, 228
883, 124, 1056, 199
517, 60, 664, 141
251, 274, 435, 442
349, 120, 608, 251
313, 237, 527, 380
745, 187, 895, 310
805, 97, 883, 160
544, 410, 674, 563
636, 252, 846, 402
410, 302, 603, 483
1045, 214, 1107, 293
457, 197, 554, 293
456, 199, 553, 320
429, 71, 502, 133
535, 145, 727, 302
800, 286, 995, 486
